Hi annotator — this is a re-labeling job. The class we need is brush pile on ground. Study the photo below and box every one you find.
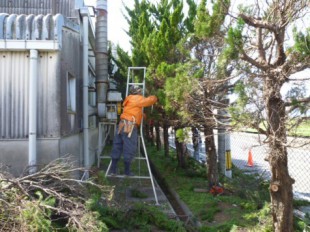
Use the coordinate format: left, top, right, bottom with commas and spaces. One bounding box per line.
0, 157, 111, 231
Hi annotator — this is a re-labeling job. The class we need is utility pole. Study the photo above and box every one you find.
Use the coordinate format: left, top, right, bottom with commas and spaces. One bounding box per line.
217, 99, 232, 178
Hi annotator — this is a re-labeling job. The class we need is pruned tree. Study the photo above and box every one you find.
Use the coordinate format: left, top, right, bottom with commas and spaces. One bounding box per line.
123, 0, 198, 165
0, 157, 112, 231
226, 0, 310, 231
166, 0, 231, 186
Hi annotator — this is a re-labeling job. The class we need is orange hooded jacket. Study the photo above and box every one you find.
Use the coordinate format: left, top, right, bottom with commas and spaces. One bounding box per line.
120, 95, 157, 125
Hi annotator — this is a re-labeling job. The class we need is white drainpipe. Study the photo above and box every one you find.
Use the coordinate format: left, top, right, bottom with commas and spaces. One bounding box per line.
29, 49, 38, 173
80, 8, 90, 176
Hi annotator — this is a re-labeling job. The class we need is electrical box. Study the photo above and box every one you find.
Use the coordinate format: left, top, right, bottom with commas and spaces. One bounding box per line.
106, 91, 122, 120
107, 91, 122, 102
106, 104, 117, 120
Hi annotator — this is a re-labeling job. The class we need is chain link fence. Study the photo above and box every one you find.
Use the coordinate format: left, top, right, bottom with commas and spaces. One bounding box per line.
167, 128, 310, 201
229, 132, 310, 201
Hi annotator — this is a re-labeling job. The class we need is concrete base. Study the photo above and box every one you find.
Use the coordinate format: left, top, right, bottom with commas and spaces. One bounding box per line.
0, 128, 98, 176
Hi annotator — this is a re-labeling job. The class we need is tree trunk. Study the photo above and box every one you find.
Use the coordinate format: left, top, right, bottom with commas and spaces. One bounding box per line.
144, 123, 152, 144
191, 127, 200, 161
265, 79, 294, 232
149, 122, 155, 145
163, 121, 170, 157
155, 121, 161, 151
204, 125, 218, 188
174, 127, 187, 168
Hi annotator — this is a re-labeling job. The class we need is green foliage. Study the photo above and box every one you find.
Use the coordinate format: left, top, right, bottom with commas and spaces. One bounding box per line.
156, 62, 177, 79
184, 0, 197, 32
292, 27, 310, 57
20, 200, 52, 231
234, 81, 249, 107
218, 17, 244, 74
228, 80, 265, 131
126, 203, 186, 231
293, 199, 310, 208
175, 128, 190, 142
148, 146, 276, 230
164, 62, 200, 116
229, 81, 253, 129
199, 206, 221, 222
194, 0, 230, 39
225, 17, 244, 58
93, 202, 186, 231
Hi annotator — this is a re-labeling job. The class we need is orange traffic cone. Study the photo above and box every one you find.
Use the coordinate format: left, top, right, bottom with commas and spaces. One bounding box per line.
246, 149, 254, 167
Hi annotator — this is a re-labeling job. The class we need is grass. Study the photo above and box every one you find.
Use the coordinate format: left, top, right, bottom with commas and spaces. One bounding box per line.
147, 145, 310, 231
94, 141, 310, 231
242, 119, 310, 137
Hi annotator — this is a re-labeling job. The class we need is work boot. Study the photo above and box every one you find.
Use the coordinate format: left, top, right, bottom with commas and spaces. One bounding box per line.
124, 161, 134, 176
110, 159, 118, 175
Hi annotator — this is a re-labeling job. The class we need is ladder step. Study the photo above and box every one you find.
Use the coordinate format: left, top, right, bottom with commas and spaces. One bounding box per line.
128, 82, 144, 85
99, 156, 146, 160
98, 156, 111, 159
106, 174, 151, 179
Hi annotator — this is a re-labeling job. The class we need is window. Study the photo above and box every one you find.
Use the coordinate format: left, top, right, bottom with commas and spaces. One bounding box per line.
67, 72, 76, 113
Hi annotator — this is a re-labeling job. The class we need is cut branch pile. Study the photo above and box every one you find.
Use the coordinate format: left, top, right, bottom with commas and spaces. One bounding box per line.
0, 157, 112, 231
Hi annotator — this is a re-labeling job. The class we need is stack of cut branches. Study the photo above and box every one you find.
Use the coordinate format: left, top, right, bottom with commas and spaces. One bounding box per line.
0, 156, 112, 231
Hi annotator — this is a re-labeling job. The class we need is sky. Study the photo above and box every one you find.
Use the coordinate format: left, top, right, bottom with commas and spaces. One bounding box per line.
84, 0, 134, 52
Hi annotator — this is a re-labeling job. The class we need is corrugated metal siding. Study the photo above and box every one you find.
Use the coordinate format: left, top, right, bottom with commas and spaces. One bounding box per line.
0, 10, 85, 140
59, 27, 82, 136
37, 51, 61, 138
0, 52, 29, 138
0, 13, 65, 42
0, 0, 78, 18
0, 51, 61, 139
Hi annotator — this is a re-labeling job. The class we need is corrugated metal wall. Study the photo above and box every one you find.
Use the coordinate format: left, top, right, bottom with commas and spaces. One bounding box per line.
60, 27, 83, 136
0, 52, 29, 138
0, 11, 82, 139
0, 0, 78, 18
0, 51, 61, 139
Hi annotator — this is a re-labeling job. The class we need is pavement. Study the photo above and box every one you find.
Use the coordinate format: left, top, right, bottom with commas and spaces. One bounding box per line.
108, 175, 177, 219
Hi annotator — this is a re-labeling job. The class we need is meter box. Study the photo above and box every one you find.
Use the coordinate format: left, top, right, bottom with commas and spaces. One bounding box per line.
107, 91, 122, 102
106, 104, 117, 120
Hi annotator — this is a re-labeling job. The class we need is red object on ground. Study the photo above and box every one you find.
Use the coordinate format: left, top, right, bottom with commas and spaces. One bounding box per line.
247, 149, 254, 167
210, 186, 224, 196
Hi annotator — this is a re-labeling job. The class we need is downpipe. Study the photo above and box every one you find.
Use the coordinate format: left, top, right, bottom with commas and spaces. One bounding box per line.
80, 8, 90, 179
28, 49, 38, 173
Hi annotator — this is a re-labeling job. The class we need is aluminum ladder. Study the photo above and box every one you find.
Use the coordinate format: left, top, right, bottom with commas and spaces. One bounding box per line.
105, 67, 159, 205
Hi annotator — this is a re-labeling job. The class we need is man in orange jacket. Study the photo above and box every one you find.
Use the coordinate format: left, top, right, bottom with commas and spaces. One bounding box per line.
110, 85, 157, 176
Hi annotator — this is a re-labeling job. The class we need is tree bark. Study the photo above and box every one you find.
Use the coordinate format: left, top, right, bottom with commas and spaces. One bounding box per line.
163, 121, 170, 157
265, 78, 294, 232
144, 123, 152, 144
204, 125, 218, 188
174, 127, 187, 169
155, 121, 161, 151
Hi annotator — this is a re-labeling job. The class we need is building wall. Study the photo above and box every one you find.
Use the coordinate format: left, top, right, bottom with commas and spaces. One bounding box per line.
0, 51, 61, 139
0, 12, 99, 175
0, 0, 82, 18
59, 26, 83, 136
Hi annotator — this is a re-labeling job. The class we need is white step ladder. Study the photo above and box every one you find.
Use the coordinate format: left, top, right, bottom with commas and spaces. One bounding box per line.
104, 67, 159, 205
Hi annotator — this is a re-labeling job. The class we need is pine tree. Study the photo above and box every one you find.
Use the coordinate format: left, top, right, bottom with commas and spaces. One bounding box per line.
225, 1, 309, 231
